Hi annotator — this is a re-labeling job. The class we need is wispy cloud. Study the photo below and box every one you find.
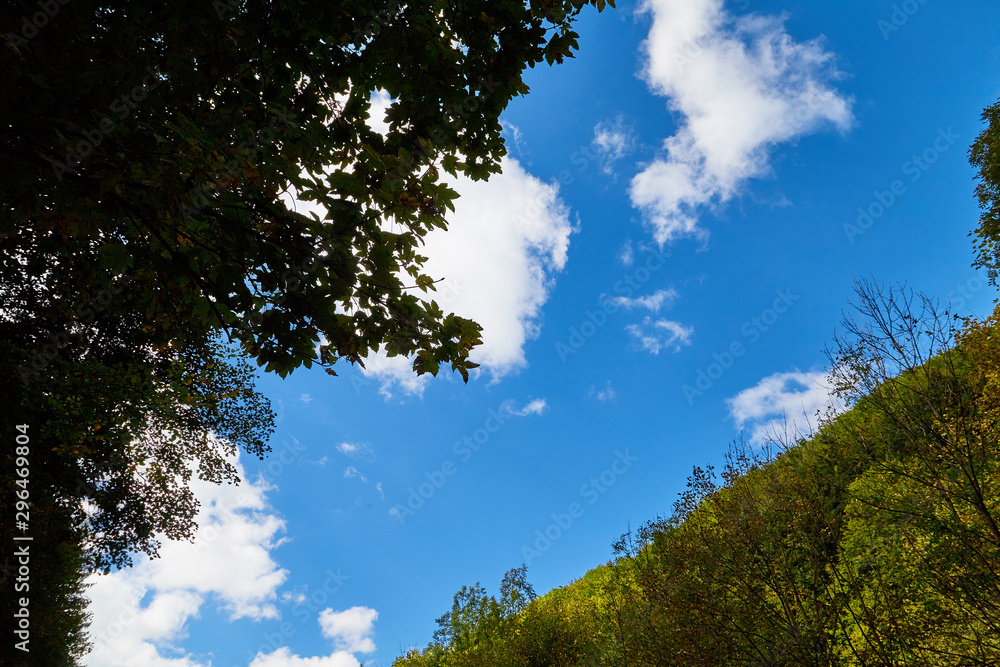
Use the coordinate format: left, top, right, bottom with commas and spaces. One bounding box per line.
336, 441, 375, 462
503, 398, 548, 417
607, 288, 679, 313
589, 381, 617, 403
343, 466, 368, 484
618, 239, 635, 266
625, 317, 694, 354
593, 115, 635, 175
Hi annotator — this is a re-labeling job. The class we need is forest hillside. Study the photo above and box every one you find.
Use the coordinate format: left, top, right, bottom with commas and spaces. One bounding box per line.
395, 283, 1000, 667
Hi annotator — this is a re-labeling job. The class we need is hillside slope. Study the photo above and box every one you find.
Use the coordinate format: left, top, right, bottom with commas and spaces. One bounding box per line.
395, 288, 1000, 667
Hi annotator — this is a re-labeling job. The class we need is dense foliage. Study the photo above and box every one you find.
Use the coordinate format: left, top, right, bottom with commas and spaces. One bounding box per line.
1, 0, 611, 661
395, 287, 1000, 667
971, 97, 1000, 284
1, 0, 611, 561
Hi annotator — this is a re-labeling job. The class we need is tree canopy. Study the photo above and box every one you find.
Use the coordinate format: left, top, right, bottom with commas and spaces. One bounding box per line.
1, 1, 612, 661
1, 0, 612, 559
3, 0, 611, 382
972, 97, 1000, 284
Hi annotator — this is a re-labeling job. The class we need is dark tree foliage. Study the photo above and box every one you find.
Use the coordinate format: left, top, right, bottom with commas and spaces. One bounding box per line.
2, 0, 611, 381
0, 489, 92, 665
1, 1, 611, 661
0, 0, 612, 567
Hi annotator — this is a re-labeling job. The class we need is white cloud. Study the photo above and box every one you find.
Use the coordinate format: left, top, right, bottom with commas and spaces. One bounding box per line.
727, 370, 844, 444
282, 591, 308, 605
367, 89, 394, 137
362, 156, 573, 396
247, 605, 378, 667
607, 288, 678, 313
299, 394, 313, 405
318, 606, 379, 654
625, 317, 694, 354
501, 120, 526, 157
248, 647, 361, 667
85, 453, 288, 666
286, 97, 572, 399
593, 115, 634, 175
85, 451, 384, 667
359, 353, 430, 398
631, 0, 853, 244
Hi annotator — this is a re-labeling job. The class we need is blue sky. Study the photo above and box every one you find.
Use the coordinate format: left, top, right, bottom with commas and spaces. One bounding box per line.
84, 2, 1000, 665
